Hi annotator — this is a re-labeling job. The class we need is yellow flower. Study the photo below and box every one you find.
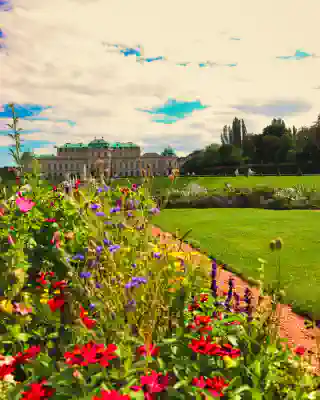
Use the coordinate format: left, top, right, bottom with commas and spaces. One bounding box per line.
0, 300, 13, 314
223, 356, 238, 369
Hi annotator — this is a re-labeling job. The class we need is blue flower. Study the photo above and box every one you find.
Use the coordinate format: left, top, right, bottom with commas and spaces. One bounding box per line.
72, 254, 85, 261
110, 206, 121, 213
97, 187, 103, 193
96, 245, 103, 253
90, 203, 100, 210
153, 252, 161, 259
89, 303, 95, 309
95, 282, 103, 288
108, 244, 121, 253
104, 185, 110, 192
131, 263, 137, 268
103, 238, 112, 245
80, 272, 91, 278
96, 211, 105, 217
125, 276, 148, 289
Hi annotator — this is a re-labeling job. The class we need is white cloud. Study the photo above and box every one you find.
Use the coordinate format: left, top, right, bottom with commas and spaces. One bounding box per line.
1, 0, 320, 156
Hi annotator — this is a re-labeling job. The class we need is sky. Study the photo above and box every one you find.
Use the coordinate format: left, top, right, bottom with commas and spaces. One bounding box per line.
0, 0, 320, 166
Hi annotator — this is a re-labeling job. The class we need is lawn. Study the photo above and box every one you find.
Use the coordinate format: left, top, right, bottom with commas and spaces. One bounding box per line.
153, 208, 320, 320
113, 175, 320, 192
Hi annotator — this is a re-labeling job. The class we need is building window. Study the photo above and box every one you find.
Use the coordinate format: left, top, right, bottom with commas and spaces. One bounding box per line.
141, 161, 145, 168
130, 161, 134, 168
65, 164, 68, 170
59, 164, 62, 170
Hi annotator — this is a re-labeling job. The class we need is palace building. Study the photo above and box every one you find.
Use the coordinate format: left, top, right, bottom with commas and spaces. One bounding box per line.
31, 138, 180, 180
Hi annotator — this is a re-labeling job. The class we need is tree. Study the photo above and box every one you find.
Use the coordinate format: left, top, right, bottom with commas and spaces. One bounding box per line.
262, 118, 290, 138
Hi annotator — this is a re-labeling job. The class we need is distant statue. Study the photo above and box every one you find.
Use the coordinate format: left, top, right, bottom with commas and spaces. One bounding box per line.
248, 168, 255, 176
234, 169, 239, 177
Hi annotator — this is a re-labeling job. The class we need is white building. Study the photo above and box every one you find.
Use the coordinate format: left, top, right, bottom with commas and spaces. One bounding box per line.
31, 138, 179, 180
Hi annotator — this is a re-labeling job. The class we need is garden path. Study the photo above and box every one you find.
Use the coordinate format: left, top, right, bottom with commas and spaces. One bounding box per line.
151, 226, 320, 375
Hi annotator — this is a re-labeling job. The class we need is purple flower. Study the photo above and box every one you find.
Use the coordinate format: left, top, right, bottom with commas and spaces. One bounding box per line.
90, 203, 100, 210
118, 223, 125, 229
95, 282, 103, 288
96, 246, 103, 253
72, 254, 85, 261
110, 206, 121, 213
149, 207, 160, 215
96, 211, 105, 217
116, 199, 122, 208
125, 299, 136, 312
103, 238, 112, 245
80, 272, 91, 278
108, 244, 120, 253
97, 187, 103, 193
153, 252, 161, 259
125, 276, 147, 289
104, 185, 110, 192
131, 263, 137, 268
210, 260, 218, 297
89, 303, 95, 309
127, 212, 133, 217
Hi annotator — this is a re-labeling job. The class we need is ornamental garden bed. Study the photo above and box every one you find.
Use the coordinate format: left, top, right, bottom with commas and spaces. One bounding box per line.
0, 173, 318, 399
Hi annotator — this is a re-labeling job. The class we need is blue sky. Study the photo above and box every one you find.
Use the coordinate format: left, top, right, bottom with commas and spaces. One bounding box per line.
1, 0, 320, 166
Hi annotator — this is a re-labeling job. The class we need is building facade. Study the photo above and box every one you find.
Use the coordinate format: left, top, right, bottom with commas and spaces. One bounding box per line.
33, 138, 179, 180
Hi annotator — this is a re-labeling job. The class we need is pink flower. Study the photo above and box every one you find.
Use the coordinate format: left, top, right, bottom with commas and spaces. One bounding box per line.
16, 197, 35, 213
8, 235, 15, 245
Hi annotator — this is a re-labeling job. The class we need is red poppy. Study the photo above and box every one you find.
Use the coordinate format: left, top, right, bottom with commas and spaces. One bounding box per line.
92, 390, 131, 399
36, 272, 48, 286
51, 280, 67, 290
193, 375, 229, 398
47, 296, 65, 312
294, 345, 306, 356
0, 207, 5, 217
20, 379, 55, 400
137, 343, 160, 358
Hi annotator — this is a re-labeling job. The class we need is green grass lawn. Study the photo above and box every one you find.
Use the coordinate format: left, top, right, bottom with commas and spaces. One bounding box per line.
113, 175, 320, 192
154, 208, 320, 320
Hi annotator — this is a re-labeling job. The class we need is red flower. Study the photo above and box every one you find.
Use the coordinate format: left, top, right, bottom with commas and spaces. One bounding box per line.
13, 346, 41, 366
0, 363, 14, 380
51, 280, 67, 290
36, 272, 48, 286
137, 344, 160, 358
294, 345, 306, 356
64, 341, 117, 367
193, 375, 229, 397
92, 390, 130, 399
20, 379, 55, 400
189, 337, 241, 358
199, 293, 208, 303
44, 218, 56, 223
131, 371, 169, 399
0, 207, 5, 217
47, 296, 65, 312
188, 302, 201, 312
80, 305, 97, 329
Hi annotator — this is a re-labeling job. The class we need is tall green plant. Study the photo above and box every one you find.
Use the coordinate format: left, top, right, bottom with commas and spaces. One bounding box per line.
7, 103, 23, 174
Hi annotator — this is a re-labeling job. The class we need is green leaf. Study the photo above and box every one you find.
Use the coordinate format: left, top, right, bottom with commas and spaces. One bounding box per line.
16, 333, 30, 342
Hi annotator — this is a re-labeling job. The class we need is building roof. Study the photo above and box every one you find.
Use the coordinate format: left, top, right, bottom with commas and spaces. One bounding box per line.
56, 140, 139, 150
142, 152, 160, 157
161, 146, 176, 156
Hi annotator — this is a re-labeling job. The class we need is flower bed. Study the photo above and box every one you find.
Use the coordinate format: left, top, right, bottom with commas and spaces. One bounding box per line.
0, 170, 319, 399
